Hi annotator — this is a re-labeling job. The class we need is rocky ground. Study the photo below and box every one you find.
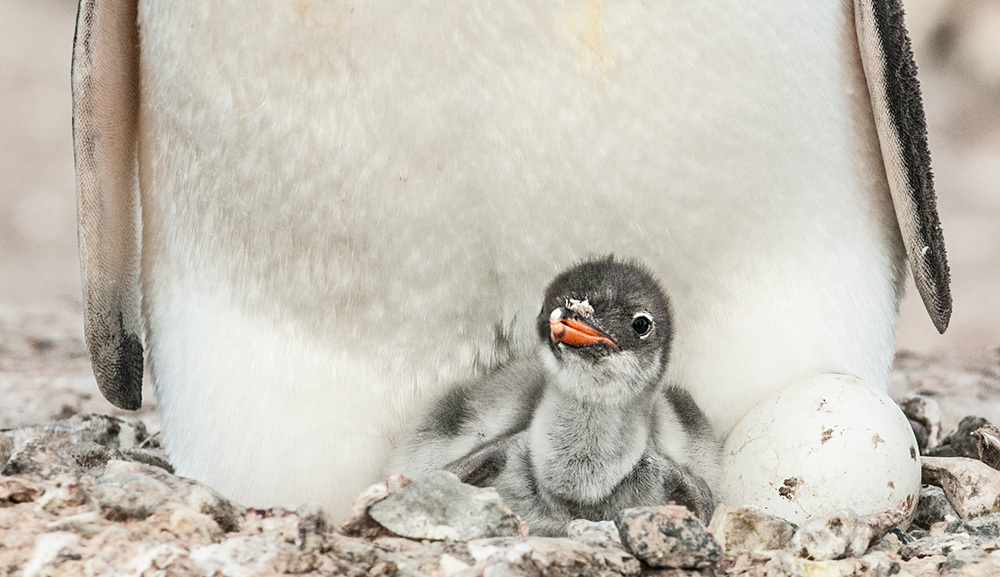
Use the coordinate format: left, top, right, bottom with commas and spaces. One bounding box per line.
4, 305, 1000, 576
0, 302, 159, 433
5, 409, 1000, 577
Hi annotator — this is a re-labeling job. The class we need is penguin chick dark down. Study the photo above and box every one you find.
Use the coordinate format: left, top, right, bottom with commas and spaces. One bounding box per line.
390, 256, 721, 536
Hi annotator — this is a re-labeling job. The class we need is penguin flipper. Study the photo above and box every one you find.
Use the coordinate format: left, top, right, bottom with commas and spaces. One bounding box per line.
443, 435, 519, 488
73, 0, 144, 409
854, 0, 952, 333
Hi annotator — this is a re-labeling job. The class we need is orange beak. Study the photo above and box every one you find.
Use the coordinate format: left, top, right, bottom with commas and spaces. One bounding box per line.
549, 308, 618, 350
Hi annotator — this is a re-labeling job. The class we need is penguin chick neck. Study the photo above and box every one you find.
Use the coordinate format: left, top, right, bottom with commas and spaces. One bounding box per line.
538, 340, 664, 407
528, 369, 660, 505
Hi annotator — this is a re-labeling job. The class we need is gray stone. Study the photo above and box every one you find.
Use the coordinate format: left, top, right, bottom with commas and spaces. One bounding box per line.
341, 473, 411, 538
967, 512, 1000, 539
2, 438, 76, 477
367, 470, 523, 541
867, 530, 904, 555
791, 510, 876, 561
940, 512, 1000, 540
898, 395, 943, 452
617, 504, 720, 569
922, 456, 1000, 519
898, 532, 993, 560
93, 460, 244, 532
926, 416, 990, 459
92, 463, 175, 521
943, 517, 978, 537
2, 413, 150, 453
946, 547, 987, 569
974, 423, 1000, 470
707, 505, 797, 552
912, 485, 959, 529
468, 536, 641, 577
0, 414, 166, 478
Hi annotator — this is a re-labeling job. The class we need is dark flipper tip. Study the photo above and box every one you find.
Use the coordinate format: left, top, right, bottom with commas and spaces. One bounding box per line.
88, 313, 144, 410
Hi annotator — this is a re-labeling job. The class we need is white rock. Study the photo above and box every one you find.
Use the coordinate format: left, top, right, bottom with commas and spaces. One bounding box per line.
718, 374, 921, 526
922, 456, 1000, 519
367, 471, 522, 541
438, 553, 472, 575
189, 535, 282, 577
566, 519, 622, 545
791, 510, 874, 560
707, 505, 796, 552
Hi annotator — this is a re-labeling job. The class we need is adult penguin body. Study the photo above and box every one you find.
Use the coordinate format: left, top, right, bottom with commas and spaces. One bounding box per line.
74, 0, 949, 517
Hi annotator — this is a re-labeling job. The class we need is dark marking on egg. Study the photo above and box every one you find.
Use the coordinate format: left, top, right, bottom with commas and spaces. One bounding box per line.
778, 477, 802, 501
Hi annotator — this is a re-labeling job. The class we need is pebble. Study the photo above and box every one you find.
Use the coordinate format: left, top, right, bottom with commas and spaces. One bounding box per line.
946, 547, 987, 569
617, 505, 720, 569
0, 413, 169, 478
944, 512, 1000, 539
912, 485, 960, 529
922, 456, 1000, 519
367, 470, 523, 541
973, 423, 1000, 469
469, 537, 641, 577
566, 519, 623, 546
898, 394, 943, 451
791, 510, 877, 561
93, 460, 244, 531
341, 473, 410, 538
899, 531, 994, 560
926, 416, 990, 460
707, 505, 797, 552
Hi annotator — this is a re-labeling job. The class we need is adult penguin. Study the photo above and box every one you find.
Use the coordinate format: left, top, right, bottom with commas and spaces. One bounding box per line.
73, 0, 949, 518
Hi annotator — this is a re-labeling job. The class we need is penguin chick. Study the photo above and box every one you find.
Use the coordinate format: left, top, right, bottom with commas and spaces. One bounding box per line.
391, 256, 721, 536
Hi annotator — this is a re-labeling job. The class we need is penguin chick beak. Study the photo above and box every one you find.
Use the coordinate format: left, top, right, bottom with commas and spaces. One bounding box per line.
549, 308, 619, 351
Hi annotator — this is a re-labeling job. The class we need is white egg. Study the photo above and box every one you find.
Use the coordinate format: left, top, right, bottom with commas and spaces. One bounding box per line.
717, 373, 920, 526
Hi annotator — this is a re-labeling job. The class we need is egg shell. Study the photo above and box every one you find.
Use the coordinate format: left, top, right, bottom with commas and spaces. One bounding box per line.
717, 373, 920, 526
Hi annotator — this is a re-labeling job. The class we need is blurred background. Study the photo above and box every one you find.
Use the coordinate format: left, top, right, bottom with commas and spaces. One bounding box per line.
0, 0, 997, 426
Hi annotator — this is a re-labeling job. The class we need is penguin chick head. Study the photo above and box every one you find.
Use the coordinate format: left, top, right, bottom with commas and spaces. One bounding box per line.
536, 256, 673, 406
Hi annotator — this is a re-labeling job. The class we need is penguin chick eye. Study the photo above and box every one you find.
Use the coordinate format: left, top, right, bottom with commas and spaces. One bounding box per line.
631, 314, 653, 338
